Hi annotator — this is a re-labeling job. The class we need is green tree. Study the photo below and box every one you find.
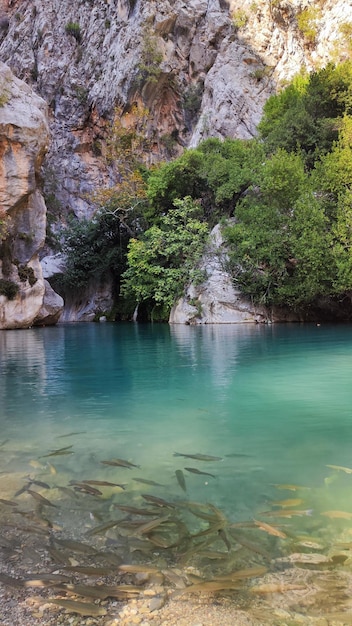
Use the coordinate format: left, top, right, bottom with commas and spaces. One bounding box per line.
315, 116, 352, 293
147, 137, 264, 223
259, 61, 352, 168
224, 150, 332, 307
121, 197, 209, 319
58, 210, 129, 291
147, 149, 207, 220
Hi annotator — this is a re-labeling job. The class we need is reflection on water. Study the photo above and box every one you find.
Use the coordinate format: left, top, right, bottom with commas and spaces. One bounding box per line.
2, 323, 352, 621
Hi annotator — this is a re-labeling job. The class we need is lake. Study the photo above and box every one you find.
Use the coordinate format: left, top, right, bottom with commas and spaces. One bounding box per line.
1, 322, 352, 620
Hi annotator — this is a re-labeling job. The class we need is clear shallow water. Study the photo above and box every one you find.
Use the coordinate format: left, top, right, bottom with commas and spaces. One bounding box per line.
1, 321, 352, 521
3, 323, 352, 621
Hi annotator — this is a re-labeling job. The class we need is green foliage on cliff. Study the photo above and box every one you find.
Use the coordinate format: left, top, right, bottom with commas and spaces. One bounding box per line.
60, 60, 352, 319
121, 197, 209, 319
0, 279, 19, 300
224, 150, 333, 307
224, 62, 352, 310
258, 61, 352, 168
58, 210, 130, 292
65, 22, 82, 43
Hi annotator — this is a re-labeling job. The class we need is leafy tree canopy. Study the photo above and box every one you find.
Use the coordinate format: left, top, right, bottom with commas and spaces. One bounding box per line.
259, 61, 352, 167
224, 149, 333, 308
57, 60, 352, 319
121, 197, 209, 318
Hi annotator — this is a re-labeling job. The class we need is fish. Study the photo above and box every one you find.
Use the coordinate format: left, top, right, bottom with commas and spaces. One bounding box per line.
46, 599, 107, 617
100, 457, 140, 469
40, 449, 74, 458
29, 459, 45, 469
320, 614, 352, 624
80, 480, 125, 489
321, 510, 352, 519
110, 584, 142, 594
147, 534, 175, 549
253, 519, 287, 539
214, 566, 268, 581
7, 523, 51, 536
197, 550, 229, 560
178, 580, 244, 594
141, 494, 176, 508
14, 483, 31, 497
71, 483, 103, 496
0, 498, 18, 507
118, 564, 160, 574
63, 565, 115, 576
324, 474, 339, 487
27, 479, 51, 489
24, 573, 71, 586
85, 519, 123, 536
136, 515, 171, 535
46, 547, 71, 565
187, 502, 227, 526
261, 509, 313, 518
132, 477, 164, 487
184, 467, 216, 478
271, 484, 310, 491
56, 486, 79, 499
47, 463, 58, 474
63, 583, 111, 599
114, 505, 158, 516
326, 464, 352, 474
250, 583, 307, 594
27, 489, 57, 507
56, 431, 86, 438
0, 439, 9, 448
94, 550, 122, 566
175, 469, 187, 492
40, 445, 74, 457
0, 573, 24, 588
228, 532, 271, 559
53, 538, 97, 554
173, 452, 223, 462
271, 498, 304, 508
64, 583, 139, 600
219, 528, 231, 551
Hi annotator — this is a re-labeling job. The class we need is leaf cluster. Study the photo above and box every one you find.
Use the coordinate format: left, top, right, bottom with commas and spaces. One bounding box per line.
58, 211, 130, 292
121, 197, 209, 317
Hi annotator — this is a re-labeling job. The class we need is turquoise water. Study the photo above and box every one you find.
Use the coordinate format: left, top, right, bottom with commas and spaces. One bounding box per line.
3, 322, 352, 620
1, 322, 352, 521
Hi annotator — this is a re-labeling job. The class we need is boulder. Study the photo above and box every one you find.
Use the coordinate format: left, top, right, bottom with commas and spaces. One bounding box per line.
34, 279, 64, 326
170, 224, 300, 324
0, 62, 63, 328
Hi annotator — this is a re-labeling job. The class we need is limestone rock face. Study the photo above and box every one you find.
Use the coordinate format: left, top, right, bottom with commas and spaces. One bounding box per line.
0, 1, 351, 323
170, 225, 300, 324
0, 61, 63, 329
1, 0, 350, 218
34, 279, 64, 326
59, 280, 113, 323
169, 225, 267, 324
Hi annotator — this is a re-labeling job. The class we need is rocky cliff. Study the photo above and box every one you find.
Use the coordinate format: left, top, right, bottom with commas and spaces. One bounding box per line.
0, 61, 63, 329
0, 0, 351, 324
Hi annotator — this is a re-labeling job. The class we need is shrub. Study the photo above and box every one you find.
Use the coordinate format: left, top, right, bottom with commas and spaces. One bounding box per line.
65, 21, 81, 43
136, 27, 163, 85
297, 8, 320, 46
17, 264, 37, 286
0, 279, 19, 300
232, 10, 248, 30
